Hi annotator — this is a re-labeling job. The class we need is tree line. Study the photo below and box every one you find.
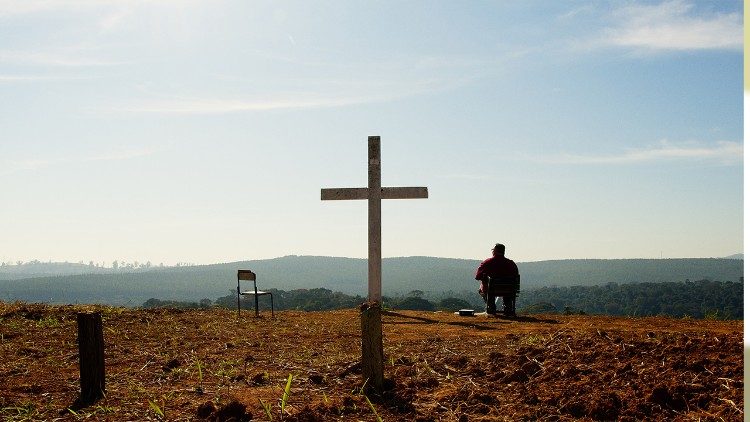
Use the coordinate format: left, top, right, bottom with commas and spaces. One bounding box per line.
516, 279, 741, 319
141, 279, 742, 319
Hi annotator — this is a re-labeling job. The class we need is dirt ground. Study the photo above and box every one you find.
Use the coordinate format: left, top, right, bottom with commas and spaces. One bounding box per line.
0, 302, 743, 421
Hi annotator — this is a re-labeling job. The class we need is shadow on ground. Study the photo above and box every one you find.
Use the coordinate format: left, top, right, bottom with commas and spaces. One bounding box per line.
382, 310, 559, 330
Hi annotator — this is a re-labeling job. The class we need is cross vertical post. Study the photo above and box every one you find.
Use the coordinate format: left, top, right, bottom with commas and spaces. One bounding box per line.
368, 136, 382, 302
321, 135, 428, 392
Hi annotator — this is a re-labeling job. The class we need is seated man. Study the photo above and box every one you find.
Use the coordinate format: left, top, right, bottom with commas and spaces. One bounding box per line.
475, 243, 519, 315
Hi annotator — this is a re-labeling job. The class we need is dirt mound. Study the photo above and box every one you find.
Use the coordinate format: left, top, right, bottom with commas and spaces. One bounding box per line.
0, 303, 742, 421
196, 399, 252, 421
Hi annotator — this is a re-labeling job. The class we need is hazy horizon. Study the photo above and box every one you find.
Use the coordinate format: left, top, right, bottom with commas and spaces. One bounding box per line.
1, 252, 744, 271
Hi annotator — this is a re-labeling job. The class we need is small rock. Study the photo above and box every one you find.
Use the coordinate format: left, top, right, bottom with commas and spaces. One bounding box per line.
196, 401, 216, 419
162, 358, 181, 372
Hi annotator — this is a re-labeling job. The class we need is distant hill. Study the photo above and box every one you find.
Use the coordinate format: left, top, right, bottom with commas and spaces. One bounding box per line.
0, 261, 176, 281
723, 253, 744, 260
0, 256, 742, 306
0, 261, 113, 280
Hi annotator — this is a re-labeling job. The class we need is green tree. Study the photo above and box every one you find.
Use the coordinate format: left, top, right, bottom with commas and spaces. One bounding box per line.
408, 289, 424, 298
394, 297, 435, 311
438, 297, 471, 310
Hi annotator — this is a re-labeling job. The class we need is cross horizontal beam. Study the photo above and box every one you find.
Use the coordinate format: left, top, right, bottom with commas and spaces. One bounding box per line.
321, 187, 428, 201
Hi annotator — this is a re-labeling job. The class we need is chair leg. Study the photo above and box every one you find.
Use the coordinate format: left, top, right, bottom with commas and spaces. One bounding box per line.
483, 291, 496, 314
505, 296, 516, 317
270, 294, 274, 318
487, 295, 498, 314
501, 296, 513, 316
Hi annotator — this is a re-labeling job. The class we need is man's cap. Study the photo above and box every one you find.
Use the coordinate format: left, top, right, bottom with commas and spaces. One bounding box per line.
493, 243, 505, 250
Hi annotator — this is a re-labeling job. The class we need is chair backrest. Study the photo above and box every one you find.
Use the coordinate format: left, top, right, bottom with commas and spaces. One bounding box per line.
487, 274, 521, 295
238, 270, 256, 281
238, 270, 258, 293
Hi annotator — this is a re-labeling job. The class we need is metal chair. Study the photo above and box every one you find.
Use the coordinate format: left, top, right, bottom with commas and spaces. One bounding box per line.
237, 270, 274, 317
485, 274, 520, 316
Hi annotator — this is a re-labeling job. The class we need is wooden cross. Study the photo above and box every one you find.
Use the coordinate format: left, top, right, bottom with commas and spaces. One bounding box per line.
321, 136, 428, 303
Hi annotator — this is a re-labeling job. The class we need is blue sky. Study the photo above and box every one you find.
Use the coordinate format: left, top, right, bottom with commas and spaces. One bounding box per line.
0, 0, 743, 265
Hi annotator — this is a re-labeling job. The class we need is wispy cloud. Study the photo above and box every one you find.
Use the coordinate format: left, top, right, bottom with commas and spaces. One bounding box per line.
0, 50, 127, 67
437, 174, 494, 181
107, 59, 482, 115
0, 2, 138, 71
0, 74, 92, 82
0, 148, 156, 176
0, 74, 54, 82
537, 141, 742, 165
576, 1, 742, 52
0, 1, 196, 66
111, 95, 386, 114
0, 0, 99, 17
80, 149, 155, 162
0, 0, 170, 18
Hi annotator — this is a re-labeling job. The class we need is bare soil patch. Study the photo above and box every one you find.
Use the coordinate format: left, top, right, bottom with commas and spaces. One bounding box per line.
0, 302, 742, 421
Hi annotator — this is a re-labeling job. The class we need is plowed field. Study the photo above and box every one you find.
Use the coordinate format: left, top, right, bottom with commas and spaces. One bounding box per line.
0, 302, 742, 421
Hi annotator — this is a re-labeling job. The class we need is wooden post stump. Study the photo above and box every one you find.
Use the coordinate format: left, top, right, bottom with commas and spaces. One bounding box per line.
360, 302, 384, 392
77, 312, 105, 404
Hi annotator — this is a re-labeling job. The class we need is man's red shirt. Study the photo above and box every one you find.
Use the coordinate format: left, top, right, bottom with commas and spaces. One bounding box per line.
475, 256, 519, 281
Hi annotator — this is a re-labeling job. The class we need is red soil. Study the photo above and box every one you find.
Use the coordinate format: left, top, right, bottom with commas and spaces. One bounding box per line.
0, 302, 742, 421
